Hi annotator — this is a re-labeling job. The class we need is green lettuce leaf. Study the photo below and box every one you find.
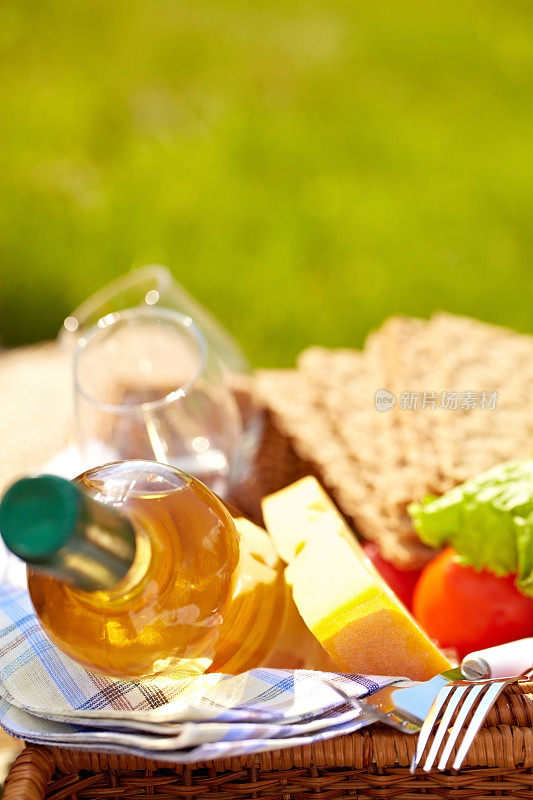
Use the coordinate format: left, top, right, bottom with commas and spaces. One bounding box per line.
408, 460, 533, 597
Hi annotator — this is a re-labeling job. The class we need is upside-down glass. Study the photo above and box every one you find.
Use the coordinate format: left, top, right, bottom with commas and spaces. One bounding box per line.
74, 308, 243, 497
60, 265, 263, 485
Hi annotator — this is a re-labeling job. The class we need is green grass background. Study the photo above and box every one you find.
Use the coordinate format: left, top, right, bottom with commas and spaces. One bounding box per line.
0, 0, 532, 366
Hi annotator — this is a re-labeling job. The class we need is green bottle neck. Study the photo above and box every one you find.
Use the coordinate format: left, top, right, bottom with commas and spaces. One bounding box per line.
0, 475, 136, 592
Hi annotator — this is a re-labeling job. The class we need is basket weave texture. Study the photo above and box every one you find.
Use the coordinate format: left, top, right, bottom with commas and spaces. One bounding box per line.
4, 686, 533, 800
1, 343, 533, 798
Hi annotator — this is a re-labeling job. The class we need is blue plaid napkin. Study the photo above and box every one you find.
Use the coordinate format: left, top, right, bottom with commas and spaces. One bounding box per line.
0, 584, 401, 762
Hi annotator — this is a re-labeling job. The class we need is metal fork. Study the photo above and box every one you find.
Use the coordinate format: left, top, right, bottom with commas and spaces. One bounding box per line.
410, 672, 529, 773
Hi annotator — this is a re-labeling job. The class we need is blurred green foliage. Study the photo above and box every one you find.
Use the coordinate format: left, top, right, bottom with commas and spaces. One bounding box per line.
0, 0, 532, 365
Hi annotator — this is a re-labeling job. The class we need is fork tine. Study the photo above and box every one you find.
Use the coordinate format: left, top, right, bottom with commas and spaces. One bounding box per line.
452, 680, 509, 770
436, 682, 488, 770
422, 684, 469, 772
410, 684, 454, 773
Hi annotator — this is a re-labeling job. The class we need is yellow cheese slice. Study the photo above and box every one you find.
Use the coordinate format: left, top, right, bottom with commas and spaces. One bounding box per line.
262, 477, 451, 680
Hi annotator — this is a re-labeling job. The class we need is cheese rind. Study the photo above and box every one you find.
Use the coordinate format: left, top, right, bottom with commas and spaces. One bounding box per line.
262, 477, 451, 680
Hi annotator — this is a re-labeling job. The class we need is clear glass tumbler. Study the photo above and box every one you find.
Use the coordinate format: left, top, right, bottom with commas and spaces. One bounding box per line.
60, 265, 263, 485
74, 308, 243, 497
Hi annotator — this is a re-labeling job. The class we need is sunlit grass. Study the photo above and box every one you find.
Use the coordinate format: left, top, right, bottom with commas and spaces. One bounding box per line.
0, 1, 532, 365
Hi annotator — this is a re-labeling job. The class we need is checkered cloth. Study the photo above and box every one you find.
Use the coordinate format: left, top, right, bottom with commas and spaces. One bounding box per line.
0, 583, 400, 762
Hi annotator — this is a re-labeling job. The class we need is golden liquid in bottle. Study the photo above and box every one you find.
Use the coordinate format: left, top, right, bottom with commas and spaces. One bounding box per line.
27, 461, 285, 678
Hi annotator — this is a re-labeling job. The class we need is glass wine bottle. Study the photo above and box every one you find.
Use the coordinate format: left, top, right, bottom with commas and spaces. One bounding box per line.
0, 460, 287, 678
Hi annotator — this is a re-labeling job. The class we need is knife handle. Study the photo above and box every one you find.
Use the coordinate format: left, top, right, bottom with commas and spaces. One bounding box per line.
461, 638, 533, 679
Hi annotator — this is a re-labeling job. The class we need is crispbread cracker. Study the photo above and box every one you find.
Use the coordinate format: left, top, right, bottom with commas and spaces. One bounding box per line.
256, 314, 533, 568
298, 320, 426, 562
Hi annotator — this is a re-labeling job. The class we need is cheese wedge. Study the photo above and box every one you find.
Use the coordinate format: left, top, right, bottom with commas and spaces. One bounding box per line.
262, 477, 450, 680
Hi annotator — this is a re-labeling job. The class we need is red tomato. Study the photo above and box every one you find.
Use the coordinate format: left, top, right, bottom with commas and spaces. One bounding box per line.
413, 547, 533, 659
362, 541, 422, 610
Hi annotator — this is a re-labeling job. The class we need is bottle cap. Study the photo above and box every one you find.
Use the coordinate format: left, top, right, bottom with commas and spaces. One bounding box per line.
0, 475, 81, 562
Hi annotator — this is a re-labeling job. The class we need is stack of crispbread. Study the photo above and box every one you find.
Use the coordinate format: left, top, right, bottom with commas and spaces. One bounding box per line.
255, 313, 533, 568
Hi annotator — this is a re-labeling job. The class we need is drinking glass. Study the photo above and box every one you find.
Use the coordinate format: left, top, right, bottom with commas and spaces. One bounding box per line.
60, 265, 263, 483
74, 308, 243, 497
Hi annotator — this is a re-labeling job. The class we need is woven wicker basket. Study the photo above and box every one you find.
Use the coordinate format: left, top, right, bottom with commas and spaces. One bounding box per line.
1, 344, 533, 799
4, 684, 533, 800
